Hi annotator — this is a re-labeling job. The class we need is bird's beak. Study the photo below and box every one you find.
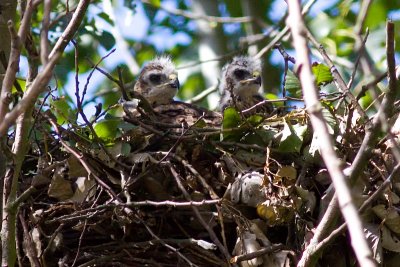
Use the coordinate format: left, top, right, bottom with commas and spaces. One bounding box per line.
240, 74, 262, 86
168, 73, 180, 89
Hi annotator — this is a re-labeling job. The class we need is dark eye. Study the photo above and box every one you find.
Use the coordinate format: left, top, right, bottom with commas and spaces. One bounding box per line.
149, 74, 162, 83
233, 69, 248, 80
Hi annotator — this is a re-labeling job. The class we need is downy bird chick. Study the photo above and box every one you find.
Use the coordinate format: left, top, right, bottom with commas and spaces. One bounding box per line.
219, 56, 272, 114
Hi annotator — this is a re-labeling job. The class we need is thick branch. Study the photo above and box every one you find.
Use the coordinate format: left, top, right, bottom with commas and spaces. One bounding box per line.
286, 1, 375, 267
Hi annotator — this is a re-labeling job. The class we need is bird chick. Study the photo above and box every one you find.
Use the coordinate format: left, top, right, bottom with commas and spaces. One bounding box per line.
219, 56, 272, 114
133, 56, 180, 106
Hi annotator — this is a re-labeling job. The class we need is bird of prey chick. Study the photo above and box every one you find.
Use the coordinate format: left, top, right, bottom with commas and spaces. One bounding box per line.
219, 56, 272, 114
133, 56, 180, 106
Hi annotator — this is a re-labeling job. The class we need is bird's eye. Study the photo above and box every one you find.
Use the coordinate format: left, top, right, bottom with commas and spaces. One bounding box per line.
233, 69, 248, 80
149, 74, 162, 83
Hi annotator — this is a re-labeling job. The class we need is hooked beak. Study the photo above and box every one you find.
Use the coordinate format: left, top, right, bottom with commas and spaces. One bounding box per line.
240, 75, 261, 86
168, 74, 180, 89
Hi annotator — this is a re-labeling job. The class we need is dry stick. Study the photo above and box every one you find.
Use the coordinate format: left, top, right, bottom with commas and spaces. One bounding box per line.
316, 163, 400, 254
142, 0, 252, 23
46, 115, 120, 201
135, 214, 198, 267
0, 0, 39, 126
46, 200, 221, 224
71, 46, 130, 170
349, 21, 398, 186
254, 0, 316, 60
231, 244, 284, 264
187, 84, 218, 104
161, 152, 219, 200
0, 0, 91, 137
299, 21, 399, 267
168, 165, 233, 266
19, 213, 41, 267
286, 1, 376, 267
40, 0, 51, 65
346, 30, 369, 90
306, 31, 369, 125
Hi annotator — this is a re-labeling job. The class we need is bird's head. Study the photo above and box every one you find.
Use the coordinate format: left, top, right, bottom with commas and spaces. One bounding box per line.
135, 56, 180, 106
220, 56, 262, 99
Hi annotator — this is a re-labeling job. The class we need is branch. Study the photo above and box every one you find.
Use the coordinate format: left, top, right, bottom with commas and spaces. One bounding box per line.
142, 0, 252, 23
286, 1, 375, 267
0, 0, 90, 137
306, 30, 369, 124
254, 0, 316, 59
348, 21, 398, 185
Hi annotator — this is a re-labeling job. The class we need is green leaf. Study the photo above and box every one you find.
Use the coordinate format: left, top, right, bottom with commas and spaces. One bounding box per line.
222, 107, 243, 141
50, 96, 76, 125
246, 114, 263, 127
222, 107, 241, 129
285, 70, 302, 98
97, 12, 114, 26
312, 63, 333, 86
149, 0, 161, 7
94, 119, 120, 144
98, 31, 116, 50
278, 121, 308, 153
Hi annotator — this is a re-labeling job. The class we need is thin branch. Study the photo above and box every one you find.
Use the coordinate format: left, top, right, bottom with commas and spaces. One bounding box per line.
186, 84, 218, 104
231, 244, 284, 264
254, 0, 316, 60
168, 164, 233, 265
40, 0, 51, 65
306, 30, 369, 124
315, 163, 400, 254
0, 0, 91, 137
142, 0, 252, 23
286, 1, 375, 267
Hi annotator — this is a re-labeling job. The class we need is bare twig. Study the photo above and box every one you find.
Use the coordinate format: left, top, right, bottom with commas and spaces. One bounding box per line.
255, 0, 316, 60
286, 1, 375, 267
306, 30, 369, 124
40, 0, 51, 65
0, 0, 91, 136
348, 21, 398, 185
142, 0, 252, 23
186, 84, 218, 104
231, 244, 284, 263
315, 163, 400, 254
168, 164, 233, 265
135, 214, 198, 267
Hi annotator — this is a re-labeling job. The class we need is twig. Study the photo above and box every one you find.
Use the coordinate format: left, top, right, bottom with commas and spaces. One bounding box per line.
306, 30, 369, 124
315, 163, 400, 254
142, 0, 252, 23
286, 1, 375, 267
0, 0, 91, 137
135, 214, 198, 267
356, 72, 387, 100
19, 213, 41, 267
168, 164, 233, 266
255, 0, 317, 60
160, 152, 219, 200
46, 200, 222, 224
231, 244, 284, 263
347, 29, 369, 90
40, 0, 51, 65
186, 84, 218, 104
348, 21, 398, 185
45, 114, 121, 201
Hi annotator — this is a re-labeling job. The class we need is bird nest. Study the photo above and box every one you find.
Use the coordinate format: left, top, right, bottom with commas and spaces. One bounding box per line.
16, 99, 397, 266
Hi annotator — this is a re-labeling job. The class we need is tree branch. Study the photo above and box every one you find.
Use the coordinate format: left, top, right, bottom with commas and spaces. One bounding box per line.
0, 0, 90, 137
286, 1, 375, 267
